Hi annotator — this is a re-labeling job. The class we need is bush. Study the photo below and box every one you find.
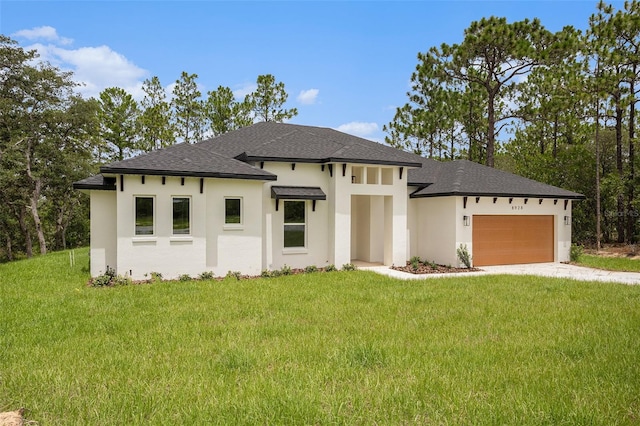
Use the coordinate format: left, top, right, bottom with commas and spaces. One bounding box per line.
457, 244, 472, 268
280, 265, 292, 276
410, 256, 421, 271
178, 274, 192, 282
304, 265, 318, 273
342, 263, 357, 271
324, 264, 337, 272
199, 271, 215, 280
570, 244, 584, 262
261, 270, 272, 278
91, 266, 116, 287
226, 271, 242, 280
149, 272, 163, 283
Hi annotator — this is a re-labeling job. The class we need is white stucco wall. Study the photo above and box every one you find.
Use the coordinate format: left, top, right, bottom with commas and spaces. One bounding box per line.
89, 190, 117, 276
110, 174, 264, 280
409, 195, 574, 266
262, 162, 331, 270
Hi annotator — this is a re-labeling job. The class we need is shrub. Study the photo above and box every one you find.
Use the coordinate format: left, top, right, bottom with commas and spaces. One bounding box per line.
457, 244, 472, 268
261, 270, 272, 278
150, 272, 163, 283
199, 271, 215, 280
410, 256, 421, 271
280, 265, 292, 276
178, 274, 192, 282
304, 265, 318, 273
342, 263, 357, 271
570, 244, 583, 262
112, 275, 132, 286
91, 266, 116, 287
226, 271, 242, 280
324, 264, 337, 272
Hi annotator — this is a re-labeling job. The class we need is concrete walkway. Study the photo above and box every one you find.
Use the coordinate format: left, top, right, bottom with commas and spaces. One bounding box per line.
358, 262, 640, 285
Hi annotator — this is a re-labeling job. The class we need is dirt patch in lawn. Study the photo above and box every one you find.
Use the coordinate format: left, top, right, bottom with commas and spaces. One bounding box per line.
392, 261, 480, 275
0, 409, 25, 426
584, 243, 640, 260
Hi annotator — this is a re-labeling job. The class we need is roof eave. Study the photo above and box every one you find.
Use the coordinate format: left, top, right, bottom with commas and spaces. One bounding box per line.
99, 167, 277, 181
242, 155, 421, 168
409, 191, 585, 200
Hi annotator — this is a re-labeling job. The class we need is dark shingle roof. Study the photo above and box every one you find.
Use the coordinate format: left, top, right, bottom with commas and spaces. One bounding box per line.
409, 159, 584, 199
100, 141, 276, 181
200, 122, 423, 167
72, 174, 116, 191
271, 186, 327, 200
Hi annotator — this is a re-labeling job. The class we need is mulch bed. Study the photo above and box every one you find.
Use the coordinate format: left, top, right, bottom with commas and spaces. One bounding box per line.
392, 261, 480, 274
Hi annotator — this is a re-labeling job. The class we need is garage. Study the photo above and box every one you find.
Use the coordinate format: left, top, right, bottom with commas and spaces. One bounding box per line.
472, 215, 554, 266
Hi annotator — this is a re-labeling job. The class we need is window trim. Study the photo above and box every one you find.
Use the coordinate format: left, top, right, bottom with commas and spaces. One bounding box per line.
172, 196, 191, 236
283, 200, 306, 250
224, 197, 243, 230
134, 195, 155, 237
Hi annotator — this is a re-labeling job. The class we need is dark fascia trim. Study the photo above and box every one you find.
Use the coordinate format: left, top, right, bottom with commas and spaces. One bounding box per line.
242, 155, 422, 168
409, 191, 585, 200
72, 182, 116, 191
100, 167, 277, 181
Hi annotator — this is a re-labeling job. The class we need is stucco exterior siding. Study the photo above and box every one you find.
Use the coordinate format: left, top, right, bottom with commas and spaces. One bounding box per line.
409, 195, 573, 267
89, 190, 117, 277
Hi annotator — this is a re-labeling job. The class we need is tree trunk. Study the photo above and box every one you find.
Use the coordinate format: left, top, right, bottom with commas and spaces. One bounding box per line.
595, 96, 602, 252
628, 72, 636, 243
4, 233, 13, 261
615, 96, 625, 243
30, 178, 47, 255
486, 91, 496, 168
17, 205, 33, 258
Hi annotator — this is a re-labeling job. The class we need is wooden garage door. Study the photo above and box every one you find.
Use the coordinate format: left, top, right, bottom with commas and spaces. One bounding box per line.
472, 215, 554, 266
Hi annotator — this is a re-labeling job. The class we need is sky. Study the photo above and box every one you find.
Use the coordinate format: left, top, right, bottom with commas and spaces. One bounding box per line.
0, 0, 626, 142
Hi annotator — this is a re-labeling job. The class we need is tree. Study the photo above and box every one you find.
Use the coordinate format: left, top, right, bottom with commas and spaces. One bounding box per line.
204, 85, 253, 136
139, 76, 175, 151
248, 74, 298, 123
172, 71, 206, 144
97, 87, 140, 161
415, 17, 569, 167
0, 36, 98, 258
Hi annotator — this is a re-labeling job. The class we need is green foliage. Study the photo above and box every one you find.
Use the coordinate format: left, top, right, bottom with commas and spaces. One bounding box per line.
261, 269, 273, 278
248, 74, 298, 122
172, 71, 206, 144
341, 263, 357, 271
457, 244, 472, 268
324, 264, 337, 272
97, 87, 140, 161
149, 271, 163, 282
304, 265, 318, 273
198, 271, 215, 280
204, 85, 253, 136
178, 274, 192, 282
226, 270, 242, 280
570, 244, 584, 262
139, 76, 175, 151
91, 266, 116, 287
280, 264, 292, 276
410, 256, 421, 271
575, 253, 640, 272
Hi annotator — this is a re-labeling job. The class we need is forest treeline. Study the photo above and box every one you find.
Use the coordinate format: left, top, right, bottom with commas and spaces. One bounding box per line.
1, 0, 639, 262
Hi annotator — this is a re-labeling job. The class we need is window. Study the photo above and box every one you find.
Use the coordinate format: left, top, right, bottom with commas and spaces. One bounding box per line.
284, 200, 305, 248
225, 198, 242, 225
135, 197, 154, 236
172, 197, 190, 235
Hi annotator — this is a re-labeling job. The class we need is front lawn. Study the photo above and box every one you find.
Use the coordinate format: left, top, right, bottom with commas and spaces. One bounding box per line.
1, 249, 639, 424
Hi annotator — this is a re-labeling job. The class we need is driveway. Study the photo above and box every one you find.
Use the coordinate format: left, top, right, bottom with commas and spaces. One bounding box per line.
360, 262, 640, 285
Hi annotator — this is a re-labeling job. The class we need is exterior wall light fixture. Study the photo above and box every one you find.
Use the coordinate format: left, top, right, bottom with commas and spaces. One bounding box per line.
564, 216, 570, 226
463, 215, 470, 226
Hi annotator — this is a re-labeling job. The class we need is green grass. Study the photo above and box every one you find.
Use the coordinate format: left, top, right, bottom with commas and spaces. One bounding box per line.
576, 254, 640, 272
2, 249, 640, 424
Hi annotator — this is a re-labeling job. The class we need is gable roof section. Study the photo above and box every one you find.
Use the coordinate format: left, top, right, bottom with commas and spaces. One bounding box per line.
409, 159, 584, 200
200, 122, 423, 167
100, 141, 276, 181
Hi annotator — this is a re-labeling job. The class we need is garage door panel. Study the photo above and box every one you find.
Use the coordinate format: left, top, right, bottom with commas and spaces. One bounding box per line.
473, 215, 554, 266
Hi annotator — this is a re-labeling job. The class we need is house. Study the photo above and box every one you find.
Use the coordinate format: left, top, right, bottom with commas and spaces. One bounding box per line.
74, 122, 584, 279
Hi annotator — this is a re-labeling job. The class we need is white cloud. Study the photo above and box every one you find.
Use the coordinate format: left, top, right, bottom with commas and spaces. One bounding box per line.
12, 26, 73, 45
233, 83, 257, 99
26, 42, 148, 99
336, 122, 379, 138
297, 88, 319, 105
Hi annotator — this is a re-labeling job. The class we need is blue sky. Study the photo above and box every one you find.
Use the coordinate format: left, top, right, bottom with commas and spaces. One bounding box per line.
0, 0, 624, 142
